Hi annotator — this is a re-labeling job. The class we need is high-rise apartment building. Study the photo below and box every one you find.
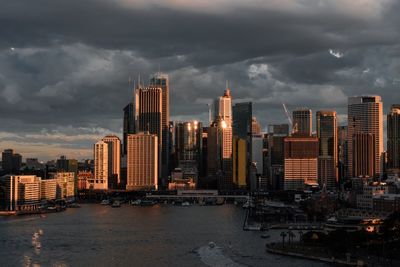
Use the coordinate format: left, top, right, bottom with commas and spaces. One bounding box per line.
348, 96, 383, 178
0, 175, 41, 211
283, 137, 319, 190
126, 132, 158, 191
387, 105, 400, 170
93, 141, 108, 190
316, 111, 338, 189
102, 135, 121, 188
293, 108, 312, 136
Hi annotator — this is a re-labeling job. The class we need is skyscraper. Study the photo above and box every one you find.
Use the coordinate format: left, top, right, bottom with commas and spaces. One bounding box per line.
123, 102, 135, 155
93, 141, 108, 190
1, 149, 22, 174
347, 96, 383, 178
283, 136, 319, 190
102, 135, 121, 188
352, 133, 375, 177
387, 105, 400, 170
232, 102, 252, 189
251, 117, 262, 135
149, 73, 170, 180
135, 86, 163, 185
267, 124, 289, 190
213, 88, 232, 126
316, 111, 338, 189
293, 108, 312, 136
338, 126, 348, 182
126, 132, 158, 191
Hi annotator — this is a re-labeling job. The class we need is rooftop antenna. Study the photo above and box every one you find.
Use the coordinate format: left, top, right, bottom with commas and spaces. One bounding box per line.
226, 80, 229, 89
207, 103, 212, 126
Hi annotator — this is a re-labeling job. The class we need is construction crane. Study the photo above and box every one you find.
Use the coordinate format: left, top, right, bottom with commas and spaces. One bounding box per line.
282, 103, 298, 135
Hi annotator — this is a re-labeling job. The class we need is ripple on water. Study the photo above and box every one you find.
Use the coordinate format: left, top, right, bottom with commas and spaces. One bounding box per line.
197, 243, 244, 267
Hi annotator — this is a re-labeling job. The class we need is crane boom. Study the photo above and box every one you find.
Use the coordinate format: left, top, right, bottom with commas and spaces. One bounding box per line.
282, 103, 293, 125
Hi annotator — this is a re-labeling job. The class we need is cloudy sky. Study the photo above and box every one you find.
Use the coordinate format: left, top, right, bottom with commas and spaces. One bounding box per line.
0, 0, 399, 161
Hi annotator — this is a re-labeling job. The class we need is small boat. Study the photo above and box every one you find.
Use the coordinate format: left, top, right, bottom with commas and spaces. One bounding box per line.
181, 201, 191, 207
68, 203, 81, 208
261, 233, 270, 239
100, 199, 110, 205
47, 206, 57, 211
35, 242, 41, 249
131, 199, 141, 206
140, 200, 156, 206
208, 242, 216, 249
38, 229, 43, 235
111, 201, 121, 208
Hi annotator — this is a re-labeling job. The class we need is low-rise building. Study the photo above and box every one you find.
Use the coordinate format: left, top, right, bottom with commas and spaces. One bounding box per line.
50, 172, 75, 200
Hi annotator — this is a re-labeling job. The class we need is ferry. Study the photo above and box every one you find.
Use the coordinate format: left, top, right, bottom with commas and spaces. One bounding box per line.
181, 201, 191, 207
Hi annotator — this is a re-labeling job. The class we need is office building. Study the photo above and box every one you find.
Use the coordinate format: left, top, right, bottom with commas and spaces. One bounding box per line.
316, 111, 338, 189
232, 102, 252, 189
251, 117, 262, 135
126, 132, 158, 191
338, 126, 348, 182
56, 156, 78, 174
102, 135, 121, 188
93, 141, 108, 190
267, 124, 289, 190
283, 137, 319, 190
135, 86, 163, 185
352, 133, 375, 178
387, 105, 400, 170
348, 96, 383, 178
149, 73, 170, 181
293, 108, 312, 136
123, 102, 135, 155
1, 149, 22, 174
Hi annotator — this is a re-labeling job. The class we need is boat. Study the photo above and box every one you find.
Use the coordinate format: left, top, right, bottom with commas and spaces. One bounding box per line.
111, 201, 121, 208
261, 233, 270, 239
131, 199, 142, 206
100, 199, 110, 205
68, 203, 81, 208
208, 242, 216, 249
140, 200, 156, 206
181, 201, 191, 206
35, 242, 41, 249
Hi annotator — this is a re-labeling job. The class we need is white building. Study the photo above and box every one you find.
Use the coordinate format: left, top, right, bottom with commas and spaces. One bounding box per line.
102, 135, 121, 187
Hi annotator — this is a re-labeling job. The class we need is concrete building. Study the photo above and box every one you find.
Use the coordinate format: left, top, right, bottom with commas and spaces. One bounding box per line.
316, 111, 338, 189
0, 175, 41, 211
284, 137, 319, 190
102, 135, 121, 188
126, 132, 158, 191
93, 141, 108, 190
348, 96, 383, 178
293, 109, 312, 136
387, 105, 400, 170
338, 126, 348, 182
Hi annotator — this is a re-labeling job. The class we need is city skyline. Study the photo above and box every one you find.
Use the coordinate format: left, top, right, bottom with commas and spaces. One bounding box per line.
1, 1, 400, 160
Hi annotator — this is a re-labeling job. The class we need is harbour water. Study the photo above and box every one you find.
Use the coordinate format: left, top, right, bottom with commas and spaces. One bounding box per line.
0, 204, 327, 267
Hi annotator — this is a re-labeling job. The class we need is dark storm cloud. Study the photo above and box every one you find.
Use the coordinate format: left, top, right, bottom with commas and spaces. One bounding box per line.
0, 0, 399, 159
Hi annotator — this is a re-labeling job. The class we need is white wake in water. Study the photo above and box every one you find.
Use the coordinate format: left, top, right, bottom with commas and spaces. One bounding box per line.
197, 242, 244, 267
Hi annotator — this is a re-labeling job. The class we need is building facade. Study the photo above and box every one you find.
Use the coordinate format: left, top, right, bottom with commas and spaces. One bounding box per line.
93, 141, 109, 190
293, 108, 312, 136
387, 105, 400, 170
126, 132, 158, 191
316, 111, 338, 189
102, 135, 121, 188
347, 96, 383, 178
